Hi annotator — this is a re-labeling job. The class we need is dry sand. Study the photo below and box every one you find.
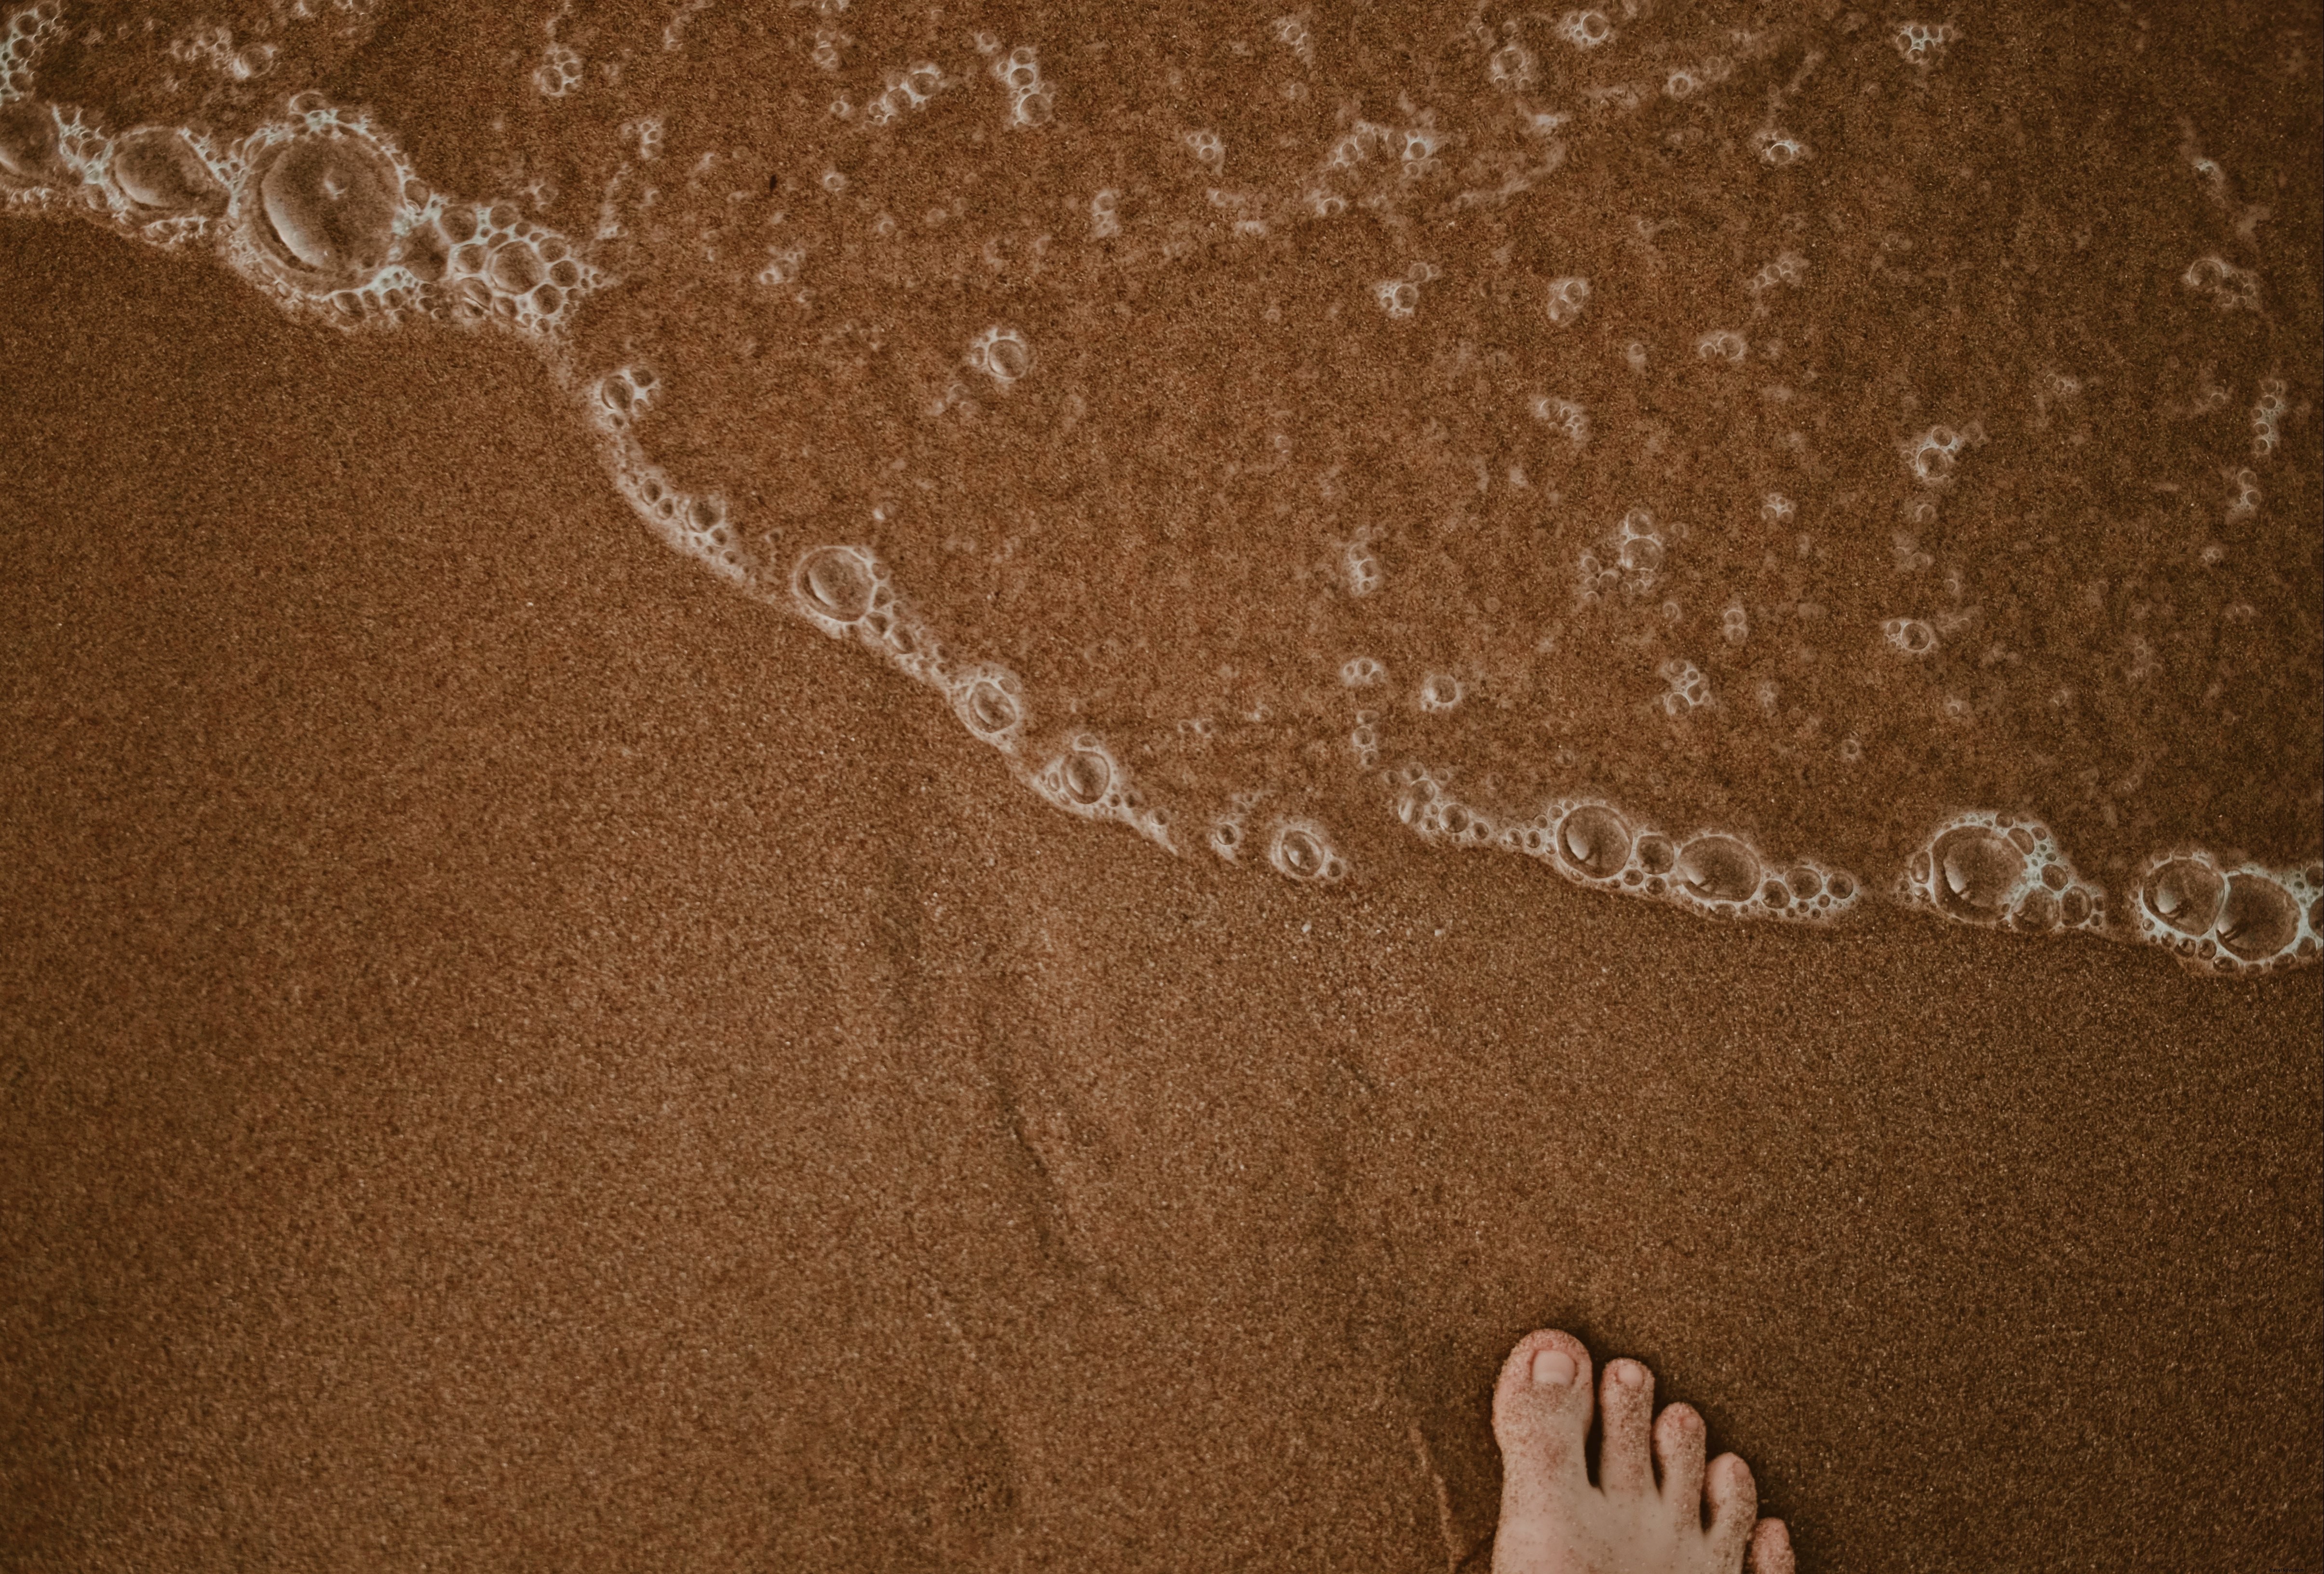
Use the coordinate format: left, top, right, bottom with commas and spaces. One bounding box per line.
2, 216, 2320, 1572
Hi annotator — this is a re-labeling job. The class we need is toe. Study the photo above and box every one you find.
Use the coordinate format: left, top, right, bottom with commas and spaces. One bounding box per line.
1492, 1329, 1595, 1520
1747, 1518, 1795, 1574
1596, 1358, 1656, 1498
1702, 1453, 1758, 1564
1652, 1401, 1707, 1524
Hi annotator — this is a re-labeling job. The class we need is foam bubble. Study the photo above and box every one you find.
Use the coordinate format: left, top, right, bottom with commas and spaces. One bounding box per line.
1059, 743, 1111, 805
2217, 875, 2301, 962
1695, 329, 1747, 363
1679, 835, 1760, 904
1884, 618, 1937, 657
791, 544, 885, 633
1906, 813, 2104, 935
1270, 820, 1348, 883
2130, 850, 2316, 971
0, 96, 60, 187
1556, 803, 1630, 880
1659, 660, 1708, 716
1340, 656, 1385, 687
1754, 130, 1807, 166
969, 325, 1032, 385
1545, 275, 1590, 326
949, 665, 1026, 751
1635, 832, 1676, 877
1928, 825, 2021, 922
2142, 856, 2225, 937
1209, 821, 1243, 861
1557, 10, 1614, 49
108, 126, 226, 216
243, 130, 404, 290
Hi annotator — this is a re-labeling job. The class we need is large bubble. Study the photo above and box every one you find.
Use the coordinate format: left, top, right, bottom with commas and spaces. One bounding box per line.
109, 126, 225, 215
1059, 746, 1111, 805
2141, 857, 2224, 938
244, 132, 402, 288
1930, 826, 2024, 923
953, 672, 1023, 745
0, 99, 63, 187
1679, 835, 1760, 904
1555, 804, 1629, 879
791, 545, 879, 627
2215, 875, 2299, 963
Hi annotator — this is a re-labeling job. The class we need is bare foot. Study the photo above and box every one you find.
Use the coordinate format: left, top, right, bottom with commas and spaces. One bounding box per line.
1491, 1330, 1794, 1574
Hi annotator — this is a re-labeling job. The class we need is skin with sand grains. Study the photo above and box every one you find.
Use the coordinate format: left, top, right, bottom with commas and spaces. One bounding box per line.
1493, 1331, 1792, 1574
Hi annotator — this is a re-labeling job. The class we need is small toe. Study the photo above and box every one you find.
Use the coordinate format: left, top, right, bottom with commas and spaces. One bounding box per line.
1703, 1453, 1757, 1564
1748, 1518, 1795, 1574
1596, 1358, 1656, 1498
1493, 1330, 1596, 1519
1652, 1401, 1707, 1523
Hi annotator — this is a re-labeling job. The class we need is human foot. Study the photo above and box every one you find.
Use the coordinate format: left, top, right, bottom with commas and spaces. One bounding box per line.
1491, 1330, 1794, 1574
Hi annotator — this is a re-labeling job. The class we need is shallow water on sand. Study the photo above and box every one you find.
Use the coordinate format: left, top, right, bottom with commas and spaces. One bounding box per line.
5, 0, 2319, 974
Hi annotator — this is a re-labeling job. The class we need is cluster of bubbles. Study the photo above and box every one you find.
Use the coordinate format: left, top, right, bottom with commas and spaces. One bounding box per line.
1902, 423, 1981, 488
2132, 852, 2321, 976
1658, 659, 1709, 716
1208, 799, 1349, 884
3, 66, 597, 339
863, 61, 946, 128
590, 367, 752, 587
534, 41, 584, 99
779, 538, 1180, 855
1892, 21, 1960, 69
1694, 328, 1748, 364
1556, 10, 1615, 51
2225, 467, 2261, 522
1883, 617, 1938, 657
1577, 508, 1665, 602
2251, 379, 2287, 459
0, 0, 55, 105
1395, 771, 1865, 925
1532, 394, 1590, 447
1298, 113, 1448, 219
1902, 814, 2105, 935
1373, 260, 1438, 320
977, 38, 1054, 130
966, 325, 1033, 386
2183, 255, 2262, 313
5, 4, 2314, 974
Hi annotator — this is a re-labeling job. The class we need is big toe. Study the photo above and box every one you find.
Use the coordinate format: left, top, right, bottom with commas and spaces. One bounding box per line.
1492, 1329, 1595, 1516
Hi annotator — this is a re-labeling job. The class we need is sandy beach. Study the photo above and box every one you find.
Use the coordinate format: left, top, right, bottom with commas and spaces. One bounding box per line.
2, 217, 2318, 1570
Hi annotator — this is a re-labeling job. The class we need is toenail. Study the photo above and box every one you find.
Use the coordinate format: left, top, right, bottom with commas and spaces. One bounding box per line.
1615, 1361, 1645, 1388
1531, 1347, 1577, 1386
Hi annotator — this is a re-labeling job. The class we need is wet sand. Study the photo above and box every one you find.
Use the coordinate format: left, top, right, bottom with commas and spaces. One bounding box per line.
2, 220, 2319, 1570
